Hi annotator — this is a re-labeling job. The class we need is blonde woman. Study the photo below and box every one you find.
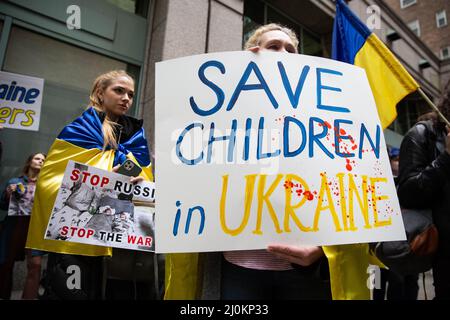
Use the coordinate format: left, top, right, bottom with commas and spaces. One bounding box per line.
26, 70, 153, 299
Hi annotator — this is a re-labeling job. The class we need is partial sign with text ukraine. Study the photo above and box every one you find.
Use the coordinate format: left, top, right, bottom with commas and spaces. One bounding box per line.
0, 71, 44, 131
155, 51, 406, 253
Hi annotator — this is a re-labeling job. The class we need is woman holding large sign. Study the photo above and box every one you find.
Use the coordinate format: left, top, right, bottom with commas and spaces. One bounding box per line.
164, 24, 371, 300
25, 70, 153, 299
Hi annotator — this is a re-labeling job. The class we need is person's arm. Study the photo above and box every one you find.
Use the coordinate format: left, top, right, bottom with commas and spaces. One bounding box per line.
0, 178, 18, 210
397, 123, 450, 209
267, 244, 324, 266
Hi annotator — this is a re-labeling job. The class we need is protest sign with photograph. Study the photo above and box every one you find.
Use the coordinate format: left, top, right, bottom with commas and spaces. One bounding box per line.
0, 71, 44, 131
155, 51, 407, 253
44, 161, 156, 252
7, 180, 36, 216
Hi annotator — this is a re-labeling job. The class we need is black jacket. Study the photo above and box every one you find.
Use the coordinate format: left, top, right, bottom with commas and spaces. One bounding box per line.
397, 120, 450, 256
95, 109, 144, 144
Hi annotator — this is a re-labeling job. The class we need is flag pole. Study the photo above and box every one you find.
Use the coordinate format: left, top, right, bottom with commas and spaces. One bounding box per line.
418, 88, 450, 127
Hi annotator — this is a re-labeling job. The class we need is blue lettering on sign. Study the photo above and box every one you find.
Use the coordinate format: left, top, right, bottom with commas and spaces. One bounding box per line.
257, 117, 280, 159
277, 62, 310, 109
309, 117, 334, 159
189, 60, 226, 116
316, 68, 349, 113
0, 81, 41, 104
334, 119, 355, 158
227, 61, 278, 111
283, 116, 307, 158
359, 124, 381, 159
172, 201, 206, 236
243, 118, 252, 161
207, 119, 238, 163
185, 206, 206, 235
176, 123, 204, 165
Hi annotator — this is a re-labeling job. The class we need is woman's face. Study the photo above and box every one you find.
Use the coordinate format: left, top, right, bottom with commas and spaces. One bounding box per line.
256, 30, 297, 53
30, 153, 45, 171
100, 76, 135, 118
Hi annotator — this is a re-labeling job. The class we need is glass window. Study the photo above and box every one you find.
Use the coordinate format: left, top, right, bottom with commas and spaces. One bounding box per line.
301, 29, 323, 57
407, 20, 421, 37
0, 26, 139, 190
266, 6, 302, 53
242, 0, 264, 47
243, 0, 323, 56
389, 92, 428, 135
400, 0, 417, 9
105, 0, 149, 18
436, 10, 447, 28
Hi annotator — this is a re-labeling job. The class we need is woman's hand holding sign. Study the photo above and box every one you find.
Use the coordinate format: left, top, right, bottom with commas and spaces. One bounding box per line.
267, 244, 324, 266
113, 161, 144, 184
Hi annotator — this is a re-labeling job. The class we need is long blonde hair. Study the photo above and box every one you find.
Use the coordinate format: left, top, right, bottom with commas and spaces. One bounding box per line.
89, 70, 134, 150
244, 23, 299, 53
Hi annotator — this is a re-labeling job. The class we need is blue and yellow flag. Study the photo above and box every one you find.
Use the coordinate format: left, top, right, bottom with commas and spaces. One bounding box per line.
26, 107, 153, 256
320, 0, 411, 300
332, 0, 419, 129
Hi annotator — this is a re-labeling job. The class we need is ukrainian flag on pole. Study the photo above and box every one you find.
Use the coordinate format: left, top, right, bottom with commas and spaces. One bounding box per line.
332, 0, 419, 129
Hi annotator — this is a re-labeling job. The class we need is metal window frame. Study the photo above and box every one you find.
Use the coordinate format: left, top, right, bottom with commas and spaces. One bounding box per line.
441, 46, 450, 60
400, 0, 417, 10
436, 10, 448, 28
407, 19, 421, 37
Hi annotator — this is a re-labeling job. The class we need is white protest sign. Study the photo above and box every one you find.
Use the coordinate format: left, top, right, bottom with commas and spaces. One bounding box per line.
0, 71, 44, 131
45, 161, 156, 252
155, 51, 406, 253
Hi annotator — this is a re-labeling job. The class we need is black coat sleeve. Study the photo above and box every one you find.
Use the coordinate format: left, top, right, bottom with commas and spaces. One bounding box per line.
397, 123, 450, 209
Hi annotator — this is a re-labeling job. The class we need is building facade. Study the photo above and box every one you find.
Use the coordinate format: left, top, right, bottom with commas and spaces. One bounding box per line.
383, 0, 450, 100
384, 0, 450, 63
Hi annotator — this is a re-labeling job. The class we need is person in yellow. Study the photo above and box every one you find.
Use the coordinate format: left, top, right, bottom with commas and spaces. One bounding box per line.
164, 24, 372, 300
26, 70, 153, 299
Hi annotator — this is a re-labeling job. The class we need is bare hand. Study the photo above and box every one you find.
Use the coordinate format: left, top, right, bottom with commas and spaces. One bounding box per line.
267, 244, 324, 267
130, 176, 144, 184
6, 184, 17, 196
112, 164, 120, 173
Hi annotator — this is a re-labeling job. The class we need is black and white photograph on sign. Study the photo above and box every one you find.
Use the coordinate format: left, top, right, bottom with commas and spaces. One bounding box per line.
7, 181, 36, 216
45, 161, 155, 252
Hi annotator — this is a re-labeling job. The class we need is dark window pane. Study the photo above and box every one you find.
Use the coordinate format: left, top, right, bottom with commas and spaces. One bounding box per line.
389, 92, 428, 135
244, 0, 265, 25
105, 0, 149, 18
243, 0, 264, 47
302, 29, 323, 56
266, 6, 301, 53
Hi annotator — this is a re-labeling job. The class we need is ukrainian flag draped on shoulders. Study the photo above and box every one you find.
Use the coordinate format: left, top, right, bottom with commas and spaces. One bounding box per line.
332, 0, 419, 129
26, 107, 153, 256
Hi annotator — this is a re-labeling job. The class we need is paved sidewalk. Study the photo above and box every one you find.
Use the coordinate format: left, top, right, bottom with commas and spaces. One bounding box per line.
10, 258, 435, 300
11, 256, 47, 300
